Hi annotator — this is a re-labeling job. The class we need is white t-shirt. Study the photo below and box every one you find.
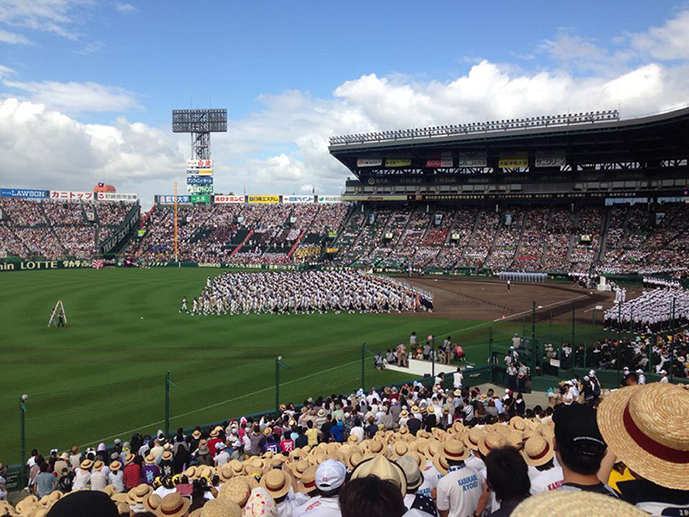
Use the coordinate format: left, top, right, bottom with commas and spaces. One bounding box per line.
529, 466, 564, 495
296, 495, 341, 516
108, 471, 124, 492
350, 427, 364, 442
436, 464, 482, 517
453, 372, 463, 388
417, 461, 443, 499
72, 472, 90, 490
90, 470, 107, 491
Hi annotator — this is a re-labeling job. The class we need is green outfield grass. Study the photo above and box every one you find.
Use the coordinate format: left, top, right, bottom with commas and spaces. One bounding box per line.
0, 268, 502, 464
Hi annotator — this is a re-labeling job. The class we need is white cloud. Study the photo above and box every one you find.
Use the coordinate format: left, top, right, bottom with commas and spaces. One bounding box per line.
0, 98, 185, 201
73, 40, 103, 55
0, 0, 91, 40
0, 27, 31, 44
114, 2, 137, 14
2, 80, 140, 114
631, 10, 689, 61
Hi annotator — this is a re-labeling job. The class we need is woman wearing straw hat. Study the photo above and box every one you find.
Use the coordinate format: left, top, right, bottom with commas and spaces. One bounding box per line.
72, 459, 92, 490
597, 382, 689, 513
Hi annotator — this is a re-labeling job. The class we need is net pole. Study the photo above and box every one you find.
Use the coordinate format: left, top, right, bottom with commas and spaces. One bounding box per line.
164, 372, 170, 438
174, 182, 179, 263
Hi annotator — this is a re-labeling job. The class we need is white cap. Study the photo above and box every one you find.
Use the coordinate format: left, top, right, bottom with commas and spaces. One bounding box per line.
660, 370, 667, 375
588, 370, 596, 377
315, 459, 347, 491
636, 369, 643, 374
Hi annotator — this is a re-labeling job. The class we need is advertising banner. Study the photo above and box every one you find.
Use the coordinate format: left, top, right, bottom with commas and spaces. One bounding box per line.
385, 159, 412, 167
190, 194, 211, 203
198, 169, 214, 176
535, 152, 566, 168
441, 153, 453, 167
187, 159, 213, 169
158, 195, 191, 204
214, 195, 245, 204
357, 158, 382, 168
187, 185, 214, 194
0, 188, 48, 199
458, 153, 487, 168
317, 195, 342, 203
425, 159, 442, 168
499, 154, 529, 168
282, 195, 314, 203
96, 192, 138, 202
186, 175, 214, 185
50, 190, 94, 201
248, 195, 280, 204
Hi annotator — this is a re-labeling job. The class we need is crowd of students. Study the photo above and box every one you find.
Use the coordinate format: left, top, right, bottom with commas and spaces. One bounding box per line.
1, 372, 686, 517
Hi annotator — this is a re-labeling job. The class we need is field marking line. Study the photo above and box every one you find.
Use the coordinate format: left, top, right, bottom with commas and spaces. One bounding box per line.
491, 294, 589, 323
77, 358, 362, 449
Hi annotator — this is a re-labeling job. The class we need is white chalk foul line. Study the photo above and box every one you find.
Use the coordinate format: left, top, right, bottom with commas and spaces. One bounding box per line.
491, 294, 589, 322
77, 359, 362, 449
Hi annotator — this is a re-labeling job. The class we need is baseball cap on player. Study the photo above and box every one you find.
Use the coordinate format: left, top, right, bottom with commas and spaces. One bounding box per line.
315, 459, 347, 491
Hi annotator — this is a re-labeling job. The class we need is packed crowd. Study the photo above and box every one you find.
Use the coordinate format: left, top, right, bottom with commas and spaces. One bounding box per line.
183, 271, 434, 315
3, 373, 686, 517
0, 198, 133, 260
135, 204, 349, 264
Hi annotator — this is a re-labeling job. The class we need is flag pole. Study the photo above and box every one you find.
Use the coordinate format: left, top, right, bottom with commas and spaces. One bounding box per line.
174, 182, 179, 263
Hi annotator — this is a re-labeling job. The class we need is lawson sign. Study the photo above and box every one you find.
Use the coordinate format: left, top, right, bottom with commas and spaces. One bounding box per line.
1, 188, 48, 199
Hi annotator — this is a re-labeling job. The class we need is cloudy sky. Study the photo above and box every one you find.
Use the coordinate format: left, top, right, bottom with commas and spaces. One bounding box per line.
0, 1, 688, 204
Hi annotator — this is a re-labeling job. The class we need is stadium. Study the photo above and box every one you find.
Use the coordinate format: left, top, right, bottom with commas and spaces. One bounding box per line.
1, 4, 689, 517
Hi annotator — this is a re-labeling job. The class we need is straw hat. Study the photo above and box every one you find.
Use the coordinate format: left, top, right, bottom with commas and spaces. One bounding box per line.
192, 430, 202, 439
263, 427, 273, 437
597, 383, 689, 490
260, 469, 291, 500
144, 494, 162, 513
80, 459, 93, 470
478, 432, 507, 458
345, 451, 364, 471
201, 498, 242, 517
297, 465, 318, 494
511, 489, 648, 517
219, 478, 251, 507
229, 459, 244, 476
218, 463, 234, 482
15, 497, 38, 514
198, 465, 215, 480
156, 493, 191, 517
126, 483, 152, 506
124, 453, 135, 465
405, 450, 425, 470
116, 502, 130, 515
463, 428, 483, 451
184, 466, 198, 479
162, 450, 173, 461
112, 493, 128, 504
396, 455, 422, 493
521, 434, 555, 467
210, 428, 220, 438
109, 460, 122, 472
392, 441, 409, 459
442, 439, 469, 463
350, 456, 407, 495
102, 485, 116, 497
510, 416, 527, 432
93, 460, 104, 471
145, 453, 156, 464
290, 460, 310, 479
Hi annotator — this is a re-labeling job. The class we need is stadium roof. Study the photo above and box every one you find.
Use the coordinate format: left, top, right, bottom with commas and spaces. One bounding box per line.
328, 105, 689, 178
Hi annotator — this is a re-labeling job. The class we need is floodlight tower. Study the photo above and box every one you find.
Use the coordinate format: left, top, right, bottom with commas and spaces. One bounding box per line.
172, 109, 228, 160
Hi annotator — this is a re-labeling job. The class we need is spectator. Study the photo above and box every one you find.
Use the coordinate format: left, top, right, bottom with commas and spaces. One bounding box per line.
553, 404, 616, 497
483, 447, 531, 516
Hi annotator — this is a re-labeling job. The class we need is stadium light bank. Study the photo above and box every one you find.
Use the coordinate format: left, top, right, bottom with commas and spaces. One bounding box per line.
329, 110, 619, 146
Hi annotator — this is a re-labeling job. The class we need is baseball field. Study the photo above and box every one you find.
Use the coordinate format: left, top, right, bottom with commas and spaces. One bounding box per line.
0, 268, 611, 463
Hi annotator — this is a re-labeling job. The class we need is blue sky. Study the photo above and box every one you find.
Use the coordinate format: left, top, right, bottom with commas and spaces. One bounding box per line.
0, 0, 688, 201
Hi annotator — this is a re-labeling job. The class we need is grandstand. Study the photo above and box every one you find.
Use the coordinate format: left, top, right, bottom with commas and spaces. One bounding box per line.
1, 107, 689, 516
